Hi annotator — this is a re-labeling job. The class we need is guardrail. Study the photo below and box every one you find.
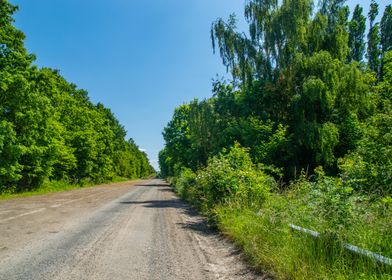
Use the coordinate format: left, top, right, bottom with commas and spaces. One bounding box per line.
289, 224, 392, 266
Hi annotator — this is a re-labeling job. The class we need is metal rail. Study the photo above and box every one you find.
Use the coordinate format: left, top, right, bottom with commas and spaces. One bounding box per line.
289, 224, 392, 266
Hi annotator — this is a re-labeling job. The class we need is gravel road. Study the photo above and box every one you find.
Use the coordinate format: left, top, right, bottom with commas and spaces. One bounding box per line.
0, 179, 263, 280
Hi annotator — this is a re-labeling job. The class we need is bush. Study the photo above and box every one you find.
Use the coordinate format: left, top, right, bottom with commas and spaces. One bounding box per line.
339, 51, 392, 195
216, 172, 392, 279
173, 168, 197, 202
339, 112, 392, 195
194, 144, 273, 209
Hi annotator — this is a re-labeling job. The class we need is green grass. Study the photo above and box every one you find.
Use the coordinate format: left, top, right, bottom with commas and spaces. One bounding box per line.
0, 176, 130, 200
171, 168, 392, 280
214, 194, 392, 280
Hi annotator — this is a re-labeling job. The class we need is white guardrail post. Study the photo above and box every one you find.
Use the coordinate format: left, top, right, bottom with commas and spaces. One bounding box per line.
288, 224, 392, 267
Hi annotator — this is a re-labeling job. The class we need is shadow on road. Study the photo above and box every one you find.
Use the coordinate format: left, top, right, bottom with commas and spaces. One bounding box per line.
135, 184, 170, 187
120, 199, 185, 209
134, 185, 176, 194
176, 219, 216, 236
120, 185, 217, 237
155, 187, 174, 192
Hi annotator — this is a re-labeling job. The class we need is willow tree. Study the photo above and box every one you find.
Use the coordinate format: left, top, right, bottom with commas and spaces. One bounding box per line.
211, 0, 314, 85
209, 0, 370, 176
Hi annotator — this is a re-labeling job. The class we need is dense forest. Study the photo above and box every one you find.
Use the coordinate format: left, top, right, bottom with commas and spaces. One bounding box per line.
0, 1, 154, 194
160, 0, 392, 279
160, 0, 391, 192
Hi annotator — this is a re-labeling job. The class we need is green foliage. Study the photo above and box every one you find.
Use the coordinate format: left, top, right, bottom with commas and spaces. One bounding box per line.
160, 1, 392, 279
381, 5, 392, 56
285, 51, 369, 172
194, 144, 272, 208
339, 112, 392, 194
162, 1, 389, 190
225, 118, 288, 165
339, 51, 392, 194
381, 5, 392, 79
0, 120, 20, 192
216, 188, 392, 279
0, 1, 154, 193
203, 1, 372, 179
171, 145, 274, 214
309, 168, 355, 232
0, 176, 129, 200
367, 0, 381, 76
171, 152, 392, 279
172, 168, 197, 202
348, 5, 366, 62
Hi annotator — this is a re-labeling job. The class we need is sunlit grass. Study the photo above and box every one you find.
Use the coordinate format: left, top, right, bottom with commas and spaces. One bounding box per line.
172, 168, 392, 279
0, 176, 130, 200
215, 194, 392, 280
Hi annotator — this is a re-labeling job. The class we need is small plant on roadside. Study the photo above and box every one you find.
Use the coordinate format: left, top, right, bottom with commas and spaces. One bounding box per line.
194, 144, 272, 209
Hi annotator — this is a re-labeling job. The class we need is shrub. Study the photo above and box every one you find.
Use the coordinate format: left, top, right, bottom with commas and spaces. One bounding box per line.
174, 168, 197, 202
194, 144, 273, 209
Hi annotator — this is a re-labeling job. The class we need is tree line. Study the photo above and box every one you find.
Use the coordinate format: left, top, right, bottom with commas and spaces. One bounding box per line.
160, 0, 392, 195
0, 1, 154, 193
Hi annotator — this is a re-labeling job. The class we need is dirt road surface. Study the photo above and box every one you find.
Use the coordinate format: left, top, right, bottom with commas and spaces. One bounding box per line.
0, 179, 263, 280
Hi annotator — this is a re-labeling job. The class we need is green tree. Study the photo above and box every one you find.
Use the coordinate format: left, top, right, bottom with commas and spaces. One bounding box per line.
0, 0, 153, 192
162, 0, 379, 184
319, 0, 350, 61
161, 104, 192, 175
340, 52, 392, 194
348, 5, 366, 62
380, 5, 392, 79
367, 0, 381, 75
0, 1, 57, 190
381, 5, 392, 55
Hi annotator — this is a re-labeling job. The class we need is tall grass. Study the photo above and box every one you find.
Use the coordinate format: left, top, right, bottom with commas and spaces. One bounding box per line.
171, 147, 392, 279
0, 176, 129, 200
216, 194, 392, 279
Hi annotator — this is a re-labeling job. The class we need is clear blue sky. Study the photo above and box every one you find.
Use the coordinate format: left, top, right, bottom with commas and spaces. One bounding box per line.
12, 0, 388, 170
